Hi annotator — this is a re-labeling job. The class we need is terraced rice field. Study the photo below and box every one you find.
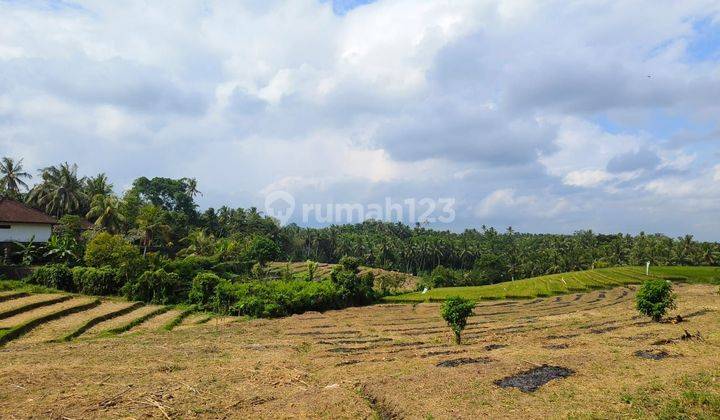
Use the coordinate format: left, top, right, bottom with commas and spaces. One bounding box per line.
0, 282, 718, 418
0, 292, 202, 349
386, 266, 720, 301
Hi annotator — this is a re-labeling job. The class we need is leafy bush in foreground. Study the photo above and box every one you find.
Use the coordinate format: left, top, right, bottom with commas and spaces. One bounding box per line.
71, 266, 122, 295
122, 268, 187, 304
188, 272, 222, 308
27, 264, 74, 291
441, 296, 475, 344
636, 279, 676, 322
330, 256, 376, 306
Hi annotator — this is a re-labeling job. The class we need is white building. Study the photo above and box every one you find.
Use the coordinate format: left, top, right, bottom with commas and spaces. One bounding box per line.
0, 199, 57, 243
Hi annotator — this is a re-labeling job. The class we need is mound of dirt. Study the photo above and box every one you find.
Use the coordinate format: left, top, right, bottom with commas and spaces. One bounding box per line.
436, 357, 492, 368
494, 365, 575, 392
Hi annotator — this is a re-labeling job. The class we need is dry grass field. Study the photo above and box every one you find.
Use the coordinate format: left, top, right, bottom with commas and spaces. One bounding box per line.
0, 282, 719, 418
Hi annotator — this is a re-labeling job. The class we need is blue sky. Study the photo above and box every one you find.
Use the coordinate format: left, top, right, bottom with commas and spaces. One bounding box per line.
1, 0, 719, 239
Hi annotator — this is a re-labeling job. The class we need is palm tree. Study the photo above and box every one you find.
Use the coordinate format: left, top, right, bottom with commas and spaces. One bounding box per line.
183, 177, 202, 198
84, 173, 113, 198
86, 194, 125, 233
178, 228, 216, 257
136, 204, 171, 256
0, 157, 32, 196
27, 162, 87, 217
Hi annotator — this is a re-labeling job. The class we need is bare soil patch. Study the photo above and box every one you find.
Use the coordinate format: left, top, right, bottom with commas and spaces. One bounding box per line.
494, 365, 575, 392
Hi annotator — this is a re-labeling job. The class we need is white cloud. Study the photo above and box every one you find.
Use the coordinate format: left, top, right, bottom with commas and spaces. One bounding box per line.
1, 0, 719, 238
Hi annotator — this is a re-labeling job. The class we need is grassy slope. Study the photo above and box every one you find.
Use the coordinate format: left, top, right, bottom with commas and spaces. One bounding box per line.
384, 266, 720, 302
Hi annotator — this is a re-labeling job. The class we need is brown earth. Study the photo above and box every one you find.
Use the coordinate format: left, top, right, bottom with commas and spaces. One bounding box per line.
0, 283, 718, 418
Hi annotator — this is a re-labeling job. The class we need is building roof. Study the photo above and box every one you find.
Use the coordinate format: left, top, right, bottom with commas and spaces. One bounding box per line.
0, 199, 57, 225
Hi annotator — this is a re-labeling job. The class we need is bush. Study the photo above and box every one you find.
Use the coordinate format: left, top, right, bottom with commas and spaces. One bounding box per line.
163, 255, 218, 281
188, 272, 222, 308
330, 259, 376, 306
636, 279, 676, 322
441, 296, 475, 344
27, 264, 74, 291
211, 260, 254, 276
231, 279, 344, 318
430, 265, 458, 288
84, 233, 145, 283
85, 233, 139, 267
247, 236, 281, 266
122, 268, 187, 304
71, 266, 122, 295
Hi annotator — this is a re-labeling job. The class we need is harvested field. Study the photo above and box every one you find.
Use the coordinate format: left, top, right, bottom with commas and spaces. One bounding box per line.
82, 304, 165, 336
0, 283, 719, 418
8, 300, 139, 346
123, 309, 183, 334
0, 297, 94, 329
0, 293, 70, 318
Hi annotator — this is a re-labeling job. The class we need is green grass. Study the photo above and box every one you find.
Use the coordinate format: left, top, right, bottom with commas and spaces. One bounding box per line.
383, 266, 720, 302
0, 279, 64, 294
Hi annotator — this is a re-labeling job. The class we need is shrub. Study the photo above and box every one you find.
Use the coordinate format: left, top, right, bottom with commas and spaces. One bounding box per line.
231, 279, 343, 318
163, 255, 218, 282
430, 265, 458, 288
636, 279, 676, 322
306, 260, 319, 281
27, 264, 74, 291
84, 233, 145, 283
71, 266, 122, 295
122, 268, 187, 304
330, 260, 376, 306
85, 232, 138, 267
189, 272, 223, 308
247, 236, 281, 266
441, 296, 475, 344
211, 260, 254, 276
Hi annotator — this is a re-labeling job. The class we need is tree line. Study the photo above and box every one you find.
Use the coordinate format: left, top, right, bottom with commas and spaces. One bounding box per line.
1, 157, 718, 285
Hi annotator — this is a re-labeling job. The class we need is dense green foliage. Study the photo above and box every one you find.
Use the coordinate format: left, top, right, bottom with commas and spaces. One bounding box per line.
27, 264, 74, 291
4, 156, 720, 319
636, 279, 677, 322
188, 272, 222, 307
441, 296, 475, 344
71, 266, 122, 296
122, 269, 186, 304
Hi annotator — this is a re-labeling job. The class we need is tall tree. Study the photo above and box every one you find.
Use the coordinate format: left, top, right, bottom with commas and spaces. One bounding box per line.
135, 204, 171, 256
27, 163, 87, 217
84, 173, 113, 198
86, 194, 125, 233
0, 157, 32, 197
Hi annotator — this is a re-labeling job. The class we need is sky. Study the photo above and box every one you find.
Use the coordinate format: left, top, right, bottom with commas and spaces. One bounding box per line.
1, 0, 719, 239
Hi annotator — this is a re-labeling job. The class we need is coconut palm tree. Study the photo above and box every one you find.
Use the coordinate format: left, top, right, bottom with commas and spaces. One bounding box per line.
182, 177, 202, 198
0, 157, 32, 196
27, 162, 87, 217
135, 204, 171, 256
84, 173, 113, 198
86, 194, 125, 233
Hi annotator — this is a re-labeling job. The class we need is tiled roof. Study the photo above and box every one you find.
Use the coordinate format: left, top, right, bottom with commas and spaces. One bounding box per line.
0, 199, 57, 224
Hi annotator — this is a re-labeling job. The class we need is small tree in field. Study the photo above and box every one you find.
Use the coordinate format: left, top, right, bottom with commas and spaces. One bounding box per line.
636, 279, 676, 322
441, 296, 475, 344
